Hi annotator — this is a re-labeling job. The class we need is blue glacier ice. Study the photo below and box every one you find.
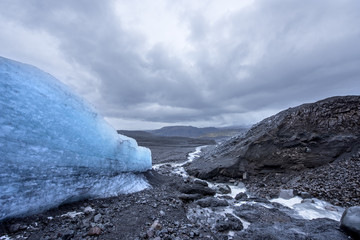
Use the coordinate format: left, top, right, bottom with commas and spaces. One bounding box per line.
0, 57, 152, 220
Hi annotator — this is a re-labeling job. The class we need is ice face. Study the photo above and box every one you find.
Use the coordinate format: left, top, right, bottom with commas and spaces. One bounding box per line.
0, 57, 152, 220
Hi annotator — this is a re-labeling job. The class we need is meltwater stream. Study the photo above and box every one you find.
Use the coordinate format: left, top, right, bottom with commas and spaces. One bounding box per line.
154, 146, 345, 226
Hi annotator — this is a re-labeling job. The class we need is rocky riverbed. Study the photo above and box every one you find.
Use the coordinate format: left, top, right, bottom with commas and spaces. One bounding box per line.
1, 142, 355, 240
245, 151, 360, 208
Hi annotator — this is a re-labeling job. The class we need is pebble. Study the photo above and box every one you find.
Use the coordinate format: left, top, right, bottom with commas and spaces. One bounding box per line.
88, 226, 102, 236
94, 213, 102, 222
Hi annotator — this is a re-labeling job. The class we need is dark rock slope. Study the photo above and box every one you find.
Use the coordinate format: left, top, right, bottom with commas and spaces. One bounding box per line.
186, 96, 360, 180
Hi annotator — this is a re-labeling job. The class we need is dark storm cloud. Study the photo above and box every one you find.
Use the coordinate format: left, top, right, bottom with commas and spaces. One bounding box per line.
187, 0, 360, 114
1, 0, 360, 126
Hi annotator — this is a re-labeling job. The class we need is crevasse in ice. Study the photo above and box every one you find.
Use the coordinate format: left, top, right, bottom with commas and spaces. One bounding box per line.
0, 57, 152, 220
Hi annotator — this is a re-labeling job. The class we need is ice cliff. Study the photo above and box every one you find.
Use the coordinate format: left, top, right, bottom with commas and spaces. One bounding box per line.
0, 57, 152, 220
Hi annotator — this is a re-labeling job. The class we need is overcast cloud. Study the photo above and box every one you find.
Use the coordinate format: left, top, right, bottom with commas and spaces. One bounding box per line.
1, 0, 360, 129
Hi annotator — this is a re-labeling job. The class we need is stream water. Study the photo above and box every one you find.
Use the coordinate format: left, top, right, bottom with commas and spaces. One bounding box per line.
153, 145, 345, 227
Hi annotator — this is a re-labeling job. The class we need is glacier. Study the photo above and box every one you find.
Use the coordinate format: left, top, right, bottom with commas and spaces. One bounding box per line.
0, 57, 152, 220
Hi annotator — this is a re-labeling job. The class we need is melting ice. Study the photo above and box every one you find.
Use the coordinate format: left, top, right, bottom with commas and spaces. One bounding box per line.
0, 57, 152, 220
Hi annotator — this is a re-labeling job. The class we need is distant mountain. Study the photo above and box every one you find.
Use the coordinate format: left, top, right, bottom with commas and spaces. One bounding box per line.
117, 130, 215, 147
148, 125, 249, 140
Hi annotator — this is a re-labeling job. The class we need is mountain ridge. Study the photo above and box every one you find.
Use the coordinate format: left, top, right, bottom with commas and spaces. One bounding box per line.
148, 125, 249, 140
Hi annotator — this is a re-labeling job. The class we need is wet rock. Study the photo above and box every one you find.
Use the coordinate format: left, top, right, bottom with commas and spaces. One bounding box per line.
178, 193, 203, 202
195, 197, 229, 208
235, 182, 246, 188
246, 197, 270, 204
88, 226, 102, 236
301, 199, 315, 204
179, 183, 216, 196
325, 205, 338, 211
218, 195, 234, 200
340, 206, 360, 238
194, 179, 208, 186
236, 218, 348, 240
235, 192, 248, 200
299, 191, 312, 199
215, 214, 243, 232
234, 204, 291, 224
216, 184, 231, 194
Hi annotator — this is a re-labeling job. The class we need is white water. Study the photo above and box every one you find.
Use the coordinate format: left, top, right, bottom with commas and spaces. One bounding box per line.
180, 146, 345, 222
153, 146, 205, 177
271, 197, 344, 221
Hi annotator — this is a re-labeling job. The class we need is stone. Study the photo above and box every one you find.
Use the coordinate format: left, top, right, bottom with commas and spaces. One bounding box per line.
195, 197, 229, 208
178, 193, 203, 202
301, 199, 315, 204
194, 179, 208, 186
340, 206, 360, 238
62, 230, 74, 240
88, 226, 102, 236
235, 192, 248, 200
236, 217, 348, 239
234, 204, 291, 224
146, 230, 155, 238
84, 206, 95, 214
299, 191, 312, 199
216, 184, 232, 194
94, 213, 102, 222
215, 214, 243, 232
279, 189, 294, 199
150, 220, 162, 230
179, 183, 216, 196
8, 223, 21, 233
242, 172, 248, 180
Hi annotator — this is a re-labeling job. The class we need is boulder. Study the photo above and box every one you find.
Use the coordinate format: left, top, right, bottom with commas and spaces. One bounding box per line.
195, 197, 229, 208
186, 96, 360, 179
235, 192, 248, 200
215, 214, 243, 232
178, 183, 216, 196
340, 206, 360, 238
234, 204, 348, 239
216, 184, 232, 194
178, 193, 203, 202
279, 189, 294, 199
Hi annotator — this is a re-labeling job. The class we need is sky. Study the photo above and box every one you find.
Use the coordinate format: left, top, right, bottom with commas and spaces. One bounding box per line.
1, 0, 360, 130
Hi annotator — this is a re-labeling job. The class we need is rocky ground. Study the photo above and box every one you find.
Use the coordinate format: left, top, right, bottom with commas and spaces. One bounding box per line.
244, 151, 360, 208
0, 171, 219, 240
0, 168, 350, 240
0, 138, 355, 240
